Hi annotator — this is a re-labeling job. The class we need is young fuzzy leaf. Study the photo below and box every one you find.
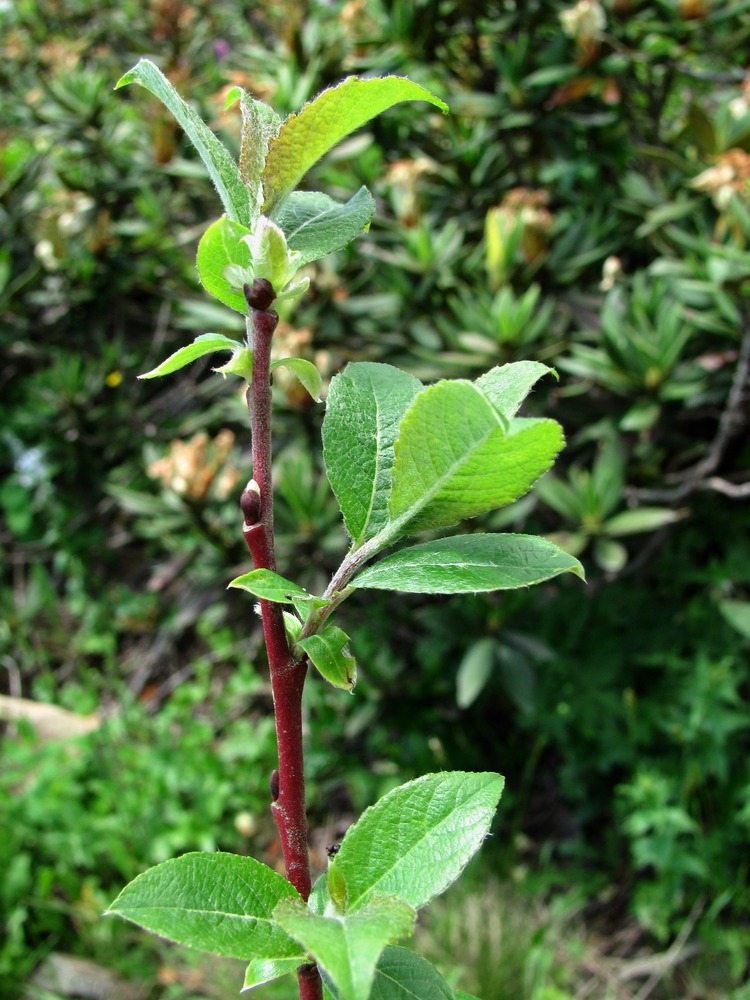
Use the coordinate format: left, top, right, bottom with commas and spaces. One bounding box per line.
262, 76, 448, 211
138, 333, 240, 379
323, 363, 423, 545
332, 771, 504, 912
297, 625, 357, 691
270, 358, 323, 402
351, 534, 585, 593
274, 895, 416, 1000
388, 380, 564, 536
273, 187, 376, 265
196, 216, 252, 314
225, 86, 282, 224
228, 569, 310, 603
116, 59, 250, 226
243, 957, 303, 991
106, 852, 303, 960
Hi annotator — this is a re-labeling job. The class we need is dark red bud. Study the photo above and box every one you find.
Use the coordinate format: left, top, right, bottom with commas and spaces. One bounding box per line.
244, 278, 276, 311
240, 480, 262, 525
270, 769, 280, 801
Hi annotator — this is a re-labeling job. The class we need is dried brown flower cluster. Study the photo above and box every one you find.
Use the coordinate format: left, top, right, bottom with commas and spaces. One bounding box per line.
147, 430, 239, 502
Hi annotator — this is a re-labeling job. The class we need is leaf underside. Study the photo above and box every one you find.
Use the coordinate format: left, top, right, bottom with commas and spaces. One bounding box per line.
352, 533, 585, 593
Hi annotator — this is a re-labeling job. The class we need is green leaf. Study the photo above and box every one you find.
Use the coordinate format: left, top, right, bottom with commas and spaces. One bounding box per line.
274, 895, 416, 1000
228, 569, 310, 603
196, 216, 252, 314
138, 334, 241, 379
352, 534, 585, 594
213, 345, 254, 382
271, 358, 323, 402
325, 946, 455, 1000
225, 86, 282, 224
604, 507, 683, 537
718, 599, 750, 640
243, 957, 303, 991
594, 537, 628, 573
106, 852, 303, 960
298, 625, 357, 691
389, 380, 564, 536
475, 361, 556, 419
333, 772, 504, 912
116, 59, 250, 226
262, 76, 448, 212
456, 638, 497, 709
323, 363, 423, 545
273, 187, 376, 265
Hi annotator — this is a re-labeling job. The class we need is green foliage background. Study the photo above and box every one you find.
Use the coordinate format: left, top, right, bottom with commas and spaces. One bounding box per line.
1, 0, 750, 996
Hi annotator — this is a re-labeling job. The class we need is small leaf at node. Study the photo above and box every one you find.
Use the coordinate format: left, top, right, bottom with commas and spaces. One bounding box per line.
213, 346, 254, 381
228, 569, 311, 603
327, 858, 348, 912
196, 216, 253, 314
271, 358, 323, 402
297, 625, 357, 691
138, 334, 241, 379
242, 957, 302, 992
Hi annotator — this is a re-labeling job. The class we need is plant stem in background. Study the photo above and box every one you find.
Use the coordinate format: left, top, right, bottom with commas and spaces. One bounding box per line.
240, 280, 322, 1000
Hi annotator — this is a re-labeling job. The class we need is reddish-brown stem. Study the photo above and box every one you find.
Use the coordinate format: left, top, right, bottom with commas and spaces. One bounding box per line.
242, 297, 322, 1000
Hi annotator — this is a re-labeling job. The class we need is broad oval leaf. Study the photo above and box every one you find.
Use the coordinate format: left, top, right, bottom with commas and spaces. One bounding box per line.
298, 625, 357, 691
106, 852, 302, 960
273, 187, 376, 265
196, 216, 252, 314
333, 771, 504, 912
274, 896, 416, 1000
138, 333, 241, 379
116, 60, 250, 227
351, 534, 585, 593
323, 363, 423, 545
389, 380, 564, 536
228, 569, 310, 603
262, 76, 448, 211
